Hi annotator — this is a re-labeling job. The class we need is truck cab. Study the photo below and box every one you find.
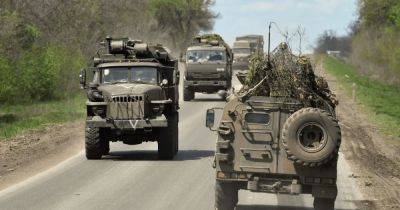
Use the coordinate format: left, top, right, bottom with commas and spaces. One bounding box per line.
232, 40, 252, 70
183, 34, 233, 101
80, 37, 179, 160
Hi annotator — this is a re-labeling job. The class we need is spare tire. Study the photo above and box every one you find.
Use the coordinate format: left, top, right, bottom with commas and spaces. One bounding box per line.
282, 108, 341, 167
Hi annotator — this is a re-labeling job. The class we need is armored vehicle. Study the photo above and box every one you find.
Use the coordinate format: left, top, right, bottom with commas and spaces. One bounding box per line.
233, 35, 264, 70
79, 37, 179, 160
206, 44, 341, 210
183, 34, 233, 101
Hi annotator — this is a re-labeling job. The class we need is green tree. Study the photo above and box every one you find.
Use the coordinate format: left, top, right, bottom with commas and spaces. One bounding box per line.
148, 0, 217, 51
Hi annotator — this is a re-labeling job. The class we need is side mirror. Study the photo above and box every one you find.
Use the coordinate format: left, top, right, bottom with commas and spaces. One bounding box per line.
79, 69, 87, 89
179, 54, 186, 62
173, 70, 180, 85
205, 109, 215, 129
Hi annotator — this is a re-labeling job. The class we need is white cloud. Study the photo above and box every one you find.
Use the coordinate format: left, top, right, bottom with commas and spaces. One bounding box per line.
241, 0, 348, 14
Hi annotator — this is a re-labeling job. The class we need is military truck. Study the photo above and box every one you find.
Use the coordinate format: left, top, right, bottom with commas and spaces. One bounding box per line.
236, 35, 264, 54
79, 37, 179, 160
233, 35, 264, 70
205, 44, 341, 210
232, 40, 252, 70
183, 34, 233, 101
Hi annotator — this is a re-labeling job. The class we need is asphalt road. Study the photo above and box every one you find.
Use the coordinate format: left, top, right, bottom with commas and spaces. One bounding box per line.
0, 73, 364, 210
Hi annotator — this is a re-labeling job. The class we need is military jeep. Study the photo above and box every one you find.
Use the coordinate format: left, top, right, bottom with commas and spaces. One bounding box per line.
80, 37, 179, 160
205, 45, 341, 210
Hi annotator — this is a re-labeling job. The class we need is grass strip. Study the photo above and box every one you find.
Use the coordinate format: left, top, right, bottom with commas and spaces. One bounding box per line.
322, 56, 400, 141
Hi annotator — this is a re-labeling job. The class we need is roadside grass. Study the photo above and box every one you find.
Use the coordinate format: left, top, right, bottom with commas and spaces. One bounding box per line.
322, 56, 400, 141
0, 94, 85, 140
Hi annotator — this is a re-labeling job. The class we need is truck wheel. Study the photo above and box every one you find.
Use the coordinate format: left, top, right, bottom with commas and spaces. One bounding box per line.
85, 126, 105, 160
215, 180, 238, 210
282, 108, 341, 167
170, 112, 179, 154
313, 197, 335, 210
158, 112, 178, 159
183, 87, 194, 101
102, 140, 110, 155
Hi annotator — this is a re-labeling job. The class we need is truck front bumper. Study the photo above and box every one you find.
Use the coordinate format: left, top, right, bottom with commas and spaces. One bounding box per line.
185, 80, 227, 87
185, 80, 228, 93
233, 62, 249, 70
86, 115, 168, 129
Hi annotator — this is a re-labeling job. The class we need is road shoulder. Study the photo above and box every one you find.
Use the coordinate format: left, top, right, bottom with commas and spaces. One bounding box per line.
316, 59, 400, 210
0, 121, 84, 190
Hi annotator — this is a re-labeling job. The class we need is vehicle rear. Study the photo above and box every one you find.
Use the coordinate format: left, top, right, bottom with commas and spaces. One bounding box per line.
209, 96, 340, 210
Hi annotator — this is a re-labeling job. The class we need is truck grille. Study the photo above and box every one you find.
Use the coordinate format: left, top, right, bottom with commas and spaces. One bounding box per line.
107, 95, 149, 119
112, 95, 143, 102
191, 72, 222, 79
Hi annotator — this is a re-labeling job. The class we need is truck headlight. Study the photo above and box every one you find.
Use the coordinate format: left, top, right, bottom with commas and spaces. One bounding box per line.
92, 106, 106, 117
152, 104, 164, 113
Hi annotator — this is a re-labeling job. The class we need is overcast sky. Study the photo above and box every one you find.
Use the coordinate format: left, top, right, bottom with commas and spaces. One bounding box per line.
211, 0, 358, 53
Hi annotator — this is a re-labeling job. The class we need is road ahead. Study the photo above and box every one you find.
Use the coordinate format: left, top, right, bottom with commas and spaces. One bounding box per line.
0, 73, 363, 210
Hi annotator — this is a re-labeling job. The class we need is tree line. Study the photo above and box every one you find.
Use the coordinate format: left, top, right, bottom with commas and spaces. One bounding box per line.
0, 0, 216, 103
315, 0, 400, 85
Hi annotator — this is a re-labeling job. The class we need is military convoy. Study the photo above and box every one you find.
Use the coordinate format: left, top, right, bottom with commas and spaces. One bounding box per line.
80, 34, 341, 210
183, 34, 233, 101
233, 35, 264, 70
79, 37, 179, 160
206, 43, 341, 210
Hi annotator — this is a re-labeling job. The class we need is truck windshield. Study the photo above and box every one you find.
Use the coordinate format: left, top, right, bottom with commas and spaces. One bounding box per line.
101, 67, 158, 84
187, 50, 226, 63
233, 48, 251, 54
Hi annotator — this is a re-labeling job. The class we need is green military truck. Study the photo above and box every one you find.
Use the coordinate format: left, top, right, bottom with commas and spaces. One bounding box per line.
233, 35, 264, 70
206, 44, 341, 210
80, 37, 179, 160
183, 34, 233, 101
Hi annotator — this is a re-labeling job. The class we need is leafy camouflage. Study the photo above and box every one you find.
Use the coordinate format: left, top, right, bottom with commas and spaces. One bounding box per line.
243, 42, 338, 110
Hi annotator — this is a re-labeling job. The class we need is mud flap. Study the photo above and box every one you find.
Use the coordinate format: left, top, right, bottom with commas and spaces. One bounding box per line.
312, 185, 337, 199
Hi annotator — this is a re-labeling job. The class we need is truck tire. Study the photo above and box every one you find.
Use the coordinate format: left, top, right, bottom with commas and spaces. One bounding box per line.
170, 112, 179, 154
215, 180, 238, 210
102, 140, 110, 155
85, 126, 105, 160
313, 197, 335, 210
183, 87, 194, 101
158, 112, 178, 159
282, 108, 341, 167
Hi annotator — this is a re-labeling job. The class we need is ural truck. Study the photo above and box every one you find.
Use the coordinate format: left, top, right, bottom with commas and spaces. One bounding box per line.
79, 37, 179, 160
206, 44, 341, 210
233, 35, 264, 70
183, 34, 233, 101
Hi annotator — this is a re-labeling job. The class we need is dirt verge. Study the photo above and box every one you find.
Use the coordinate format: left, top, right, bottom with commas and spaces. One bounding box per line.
0, 121, 84, 190
316, 61, 400, 210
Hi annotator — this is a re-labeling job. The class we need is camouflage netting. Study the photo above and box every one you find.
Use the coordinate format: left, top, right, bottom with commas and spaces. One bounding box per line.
242, 42, 338, 110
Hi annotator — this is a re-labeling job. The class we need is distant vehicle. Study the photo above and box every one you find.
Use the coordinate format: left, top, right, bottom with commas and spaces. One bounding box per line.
236, 35, 264, 54
233, 35, 264, 70
80, 37, 179, 160
232, 40, 252, 70
183, 34, 233, 101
